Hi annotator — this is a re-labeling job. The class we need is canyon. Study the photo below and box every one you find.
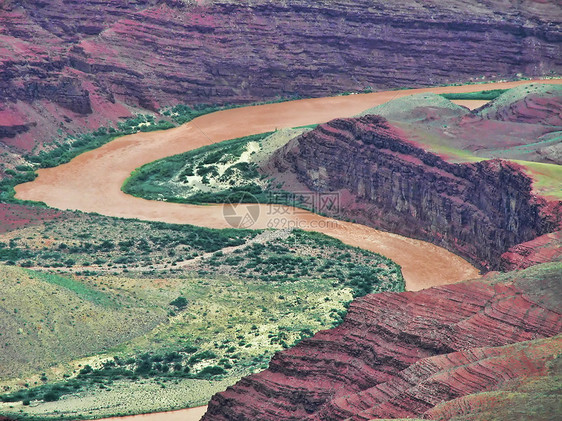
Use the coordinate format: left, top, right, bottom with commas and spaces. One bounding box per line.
202, 91, 562, 420
1, 0, 561, 153
11, 82, 561, 420
0, 0, 561, 419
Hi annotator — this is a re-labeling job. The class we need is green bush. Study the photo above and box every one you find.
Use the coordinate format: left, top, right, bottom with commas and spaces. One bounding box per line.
43, 390, 61, 402
188, 350, 217, 365
169, 296, 188, 310
440, 89, 508, 101
197, 366, 227, 378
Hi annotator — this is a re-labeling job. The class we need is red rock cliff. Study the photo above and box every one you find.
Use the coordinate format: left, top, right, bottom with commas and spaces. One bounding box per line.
271, 115, 559, 270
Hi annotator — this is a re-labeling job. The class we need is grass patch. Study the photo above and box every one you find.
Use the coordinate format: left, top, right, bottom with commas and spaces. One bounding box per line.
440, 89, 508, 101
26, 270, 116, 308
0, 265, 165, 380
513, 160, 562, 199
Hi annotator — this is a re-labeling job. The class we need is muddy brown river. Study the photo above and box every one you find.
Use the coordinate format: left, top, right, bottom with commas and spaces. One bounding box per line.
15, 79, 560, 420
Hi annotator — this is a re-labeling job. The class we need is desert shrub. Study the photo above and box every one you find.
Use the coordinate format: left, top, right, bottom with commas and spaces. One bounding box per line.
43, 390, 61, 402
164, 352, 182, 362
135, 361, 152, 374
79, 365, 93, 376
182, 345, 198, 354
197, 366, 227, 378
188, 350, 217, 365
170, 296, 188, 310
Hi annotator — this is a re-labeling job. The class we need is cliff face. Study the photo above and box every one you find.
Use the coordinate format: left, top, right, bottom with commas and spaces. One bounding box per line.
271, 115, 558, 270
1, 0, 561, 149
325, 334, 562, 421
202, 264, 562, 420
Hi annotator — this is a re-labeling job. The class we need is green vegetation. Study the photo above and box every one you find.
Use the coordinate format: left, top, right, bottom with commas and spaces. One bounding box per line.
122, 132, 278, 205
0, 213, 403, 295
161, 104, 238, 125
0, 208, 404, 419
0, 166, 39, 204
440, 88, 508, 101
197, 230, 404, 298
169, 296, 188, 310
28, 271, 117, 308
0, 263, 398, 419
0, 377, 234, 420
514, 160, 562, 199
0, 265, 166, 381
0, 214, 258, 271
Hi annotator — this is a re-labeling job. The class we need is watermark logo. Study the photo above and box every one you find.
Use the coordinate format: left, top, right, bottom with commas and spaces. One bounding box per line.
222, 191, 342, 229
222, 192, 261, 228
267, 191, 341, 215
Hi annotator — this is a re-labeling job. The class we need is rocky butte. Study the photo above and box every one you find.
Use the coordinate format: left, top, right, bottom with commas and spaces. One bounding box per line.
1, 0, 561, 152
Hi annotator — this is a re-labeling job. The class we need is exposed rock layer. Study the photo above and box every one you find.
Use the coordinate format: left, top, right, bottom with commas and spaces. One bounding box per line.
271, 115, 559, 270
1, 0, 561, 149
321, 335, 561, 421
479, 90, 562, 126
501, 230, 562, 270
202, 264, 562, 420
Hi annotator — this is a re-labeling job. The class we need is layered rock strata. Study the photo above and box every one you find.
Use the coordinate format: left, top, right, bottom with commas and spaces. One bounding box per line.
1, 0, 561, 149
271, 115, 559, 270
202, 265, 562, 420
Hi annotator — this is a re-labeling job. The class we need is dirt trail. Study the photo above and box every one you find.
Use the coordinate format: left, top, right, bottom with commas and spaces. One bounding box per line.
15, 79, 561, 421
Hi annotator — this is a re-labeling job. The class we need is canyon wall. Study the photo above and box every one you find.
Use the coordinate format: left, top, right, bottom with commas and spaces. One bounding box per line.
202, 264, 562, 420
1, 0, 561, 150
271, 115, 559, 270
